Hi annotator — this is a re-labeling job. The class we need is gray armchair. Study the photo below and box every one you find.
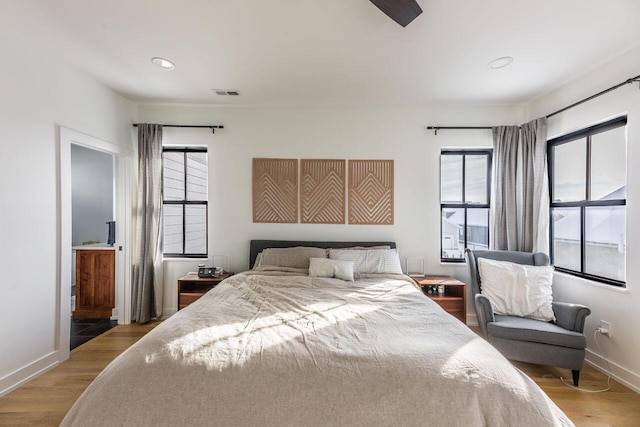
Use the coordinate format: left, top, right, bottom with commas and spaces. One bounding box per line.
465, 249, 591, 386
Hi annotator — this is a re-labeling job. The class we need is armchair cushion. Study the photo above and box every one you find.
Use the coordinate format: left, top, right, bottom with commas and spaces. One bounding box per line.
478, 258, 555, 322
488, 315, 587, 349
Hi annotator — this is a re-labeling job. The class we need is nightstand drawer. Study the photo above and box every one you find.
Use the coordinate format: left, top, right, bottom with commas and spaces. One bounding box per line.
433, 298, 462, 311
179, 292, 206, 308
177, 273, 233, 310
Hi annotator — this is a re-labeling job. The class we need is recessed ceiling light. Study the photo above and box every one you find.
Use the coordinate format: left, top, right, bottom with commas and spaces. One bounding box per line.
151, 57, 175, 70
488, 56, 514, 70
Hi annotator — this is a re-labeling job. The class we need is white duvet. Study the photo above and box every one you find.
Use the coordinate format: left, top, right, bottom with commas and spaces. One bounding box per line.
62, 271, 573, 427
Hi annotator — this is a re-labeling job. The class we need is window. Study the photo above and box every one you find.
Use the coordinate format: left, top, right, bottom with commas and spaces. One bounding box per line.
548, 116, 627, 286
440, 149, 492, 262
162, 147, 208, 258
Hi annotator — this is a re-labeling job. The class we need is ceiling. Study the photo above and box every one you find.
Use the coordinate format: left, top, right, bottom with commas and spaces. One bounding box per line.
3, 0, 640, 107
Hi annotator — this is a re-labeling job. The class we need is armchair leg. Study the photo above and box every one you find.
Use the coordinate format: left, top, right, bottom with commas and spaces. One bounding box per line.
572, 370, 580, 386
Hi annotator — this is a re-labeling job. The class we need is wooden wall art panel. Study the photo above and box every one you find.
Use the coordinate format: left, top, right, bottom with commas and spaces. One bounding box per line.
300, 159, 345, 224
252, 158, 298, 223
348, 160, 394, 225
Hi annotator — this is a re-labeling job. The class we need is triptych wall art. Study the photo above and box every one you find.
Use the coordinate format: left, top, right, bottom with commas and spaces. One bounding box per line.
252, 158, 393, 225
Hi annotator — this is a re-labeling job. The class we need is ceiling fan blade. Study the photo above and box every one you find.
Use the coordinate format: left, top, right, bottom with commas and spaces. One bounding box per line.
370, 0, 423, 27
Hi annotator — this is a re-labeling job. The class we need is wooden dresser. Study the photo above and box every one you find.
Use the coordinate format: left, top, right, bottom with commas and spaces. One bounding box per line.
74, 249, 115, 319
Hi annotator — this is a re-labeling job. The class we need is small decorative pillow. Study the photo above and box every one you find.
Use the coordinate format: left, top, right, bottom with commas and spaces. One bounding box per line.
257, 247, 328, 269
329, 248, 403, 275
478, 258, 555, 322
309, 258, 354, 281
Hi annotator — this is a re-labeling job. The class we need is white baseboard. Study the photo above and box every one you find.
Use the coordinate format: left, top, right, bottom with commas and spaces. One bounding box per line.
162, 307, 177, 319
0, 351, 59, 397
585, 348, 640, 394
466, 313, 478, 327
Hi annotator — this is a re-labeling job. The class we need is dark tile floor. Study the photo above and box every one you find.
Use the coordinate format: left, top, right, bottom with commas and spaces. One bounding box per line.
70, 318, 118, 350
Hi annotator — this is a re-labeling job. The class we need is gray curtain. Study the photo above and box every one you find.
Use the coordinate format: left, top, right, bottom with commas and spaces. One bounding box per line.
490, 118, 549, 253
490, 126, 520, 251
131, 124, 163, 323
521, 118, 549, 253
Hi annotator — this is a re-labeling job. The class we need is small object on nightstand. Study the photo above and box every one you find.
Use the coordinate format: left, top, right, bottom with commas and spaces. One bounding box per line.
406, 257, 425, 277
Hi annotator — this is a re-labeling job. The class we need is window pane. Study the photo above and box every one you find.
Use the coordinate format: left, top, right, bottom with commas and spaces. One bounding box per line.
442, 208, 464, 260
465, 155, 488, 204
552, 207, 580, 271
585, 206, 626, 281
185, 205, 207, 254
163, 152, 185, 201
553, 140, 586, 202
186, 152, 208, 201
163, 205, 183, 253
591, 126, 626, 201
441, 155, 462, 203
467, 208, 489, 250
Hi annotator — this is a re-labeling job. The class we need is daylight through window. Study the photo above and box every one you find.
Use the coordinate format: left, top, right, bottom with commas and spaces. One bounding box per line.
440, 149, 492, 262
549, 116, 627, 286
162, 147, 208, 257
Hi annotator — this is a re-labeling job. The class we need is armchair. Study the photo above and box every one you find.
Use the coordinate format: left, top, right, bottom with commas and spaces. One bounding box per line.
465, 249, 591, 386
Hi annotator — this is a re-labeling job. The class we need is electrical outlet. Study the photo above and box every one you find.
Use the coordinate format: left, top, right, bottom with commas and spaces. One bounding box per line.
598, 320, 611, 337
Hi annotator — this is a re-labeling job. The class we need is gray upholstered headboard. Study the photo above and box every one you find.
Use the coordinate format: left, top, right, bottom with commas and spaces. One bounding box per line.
249, 240, 396, 269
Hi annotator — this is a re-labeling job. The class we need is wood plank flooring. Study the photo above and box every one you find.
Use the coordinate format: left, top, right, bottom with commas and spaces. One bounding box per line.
1, 322, 638, 426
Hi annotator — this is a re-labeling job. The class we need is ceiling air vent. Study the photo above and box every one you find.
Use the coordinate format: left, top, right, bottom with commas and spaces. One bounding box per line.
212, 89, 240, 96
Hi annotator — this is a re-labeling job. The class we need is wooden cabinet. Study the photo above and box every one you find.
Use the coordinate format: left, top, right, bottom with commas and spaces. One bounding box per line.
415, 276, 467, 324
178, 273, 233, 310
74, 249, 115, 319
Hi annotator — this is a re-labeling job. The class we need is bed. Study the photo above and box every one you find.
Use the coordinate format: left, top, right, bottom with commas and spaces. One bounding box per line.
62, 240, 573, 426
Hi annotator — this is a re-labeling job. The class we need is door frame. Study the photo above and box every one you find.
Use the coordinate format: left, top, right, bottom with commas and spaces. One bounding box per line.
57, 126, 133, 362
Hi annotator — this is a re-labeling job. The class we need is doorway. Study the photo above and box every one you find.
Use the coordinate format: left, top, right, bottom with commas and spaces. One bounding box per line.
58, 127, 133, 362
70, 145, 117, 349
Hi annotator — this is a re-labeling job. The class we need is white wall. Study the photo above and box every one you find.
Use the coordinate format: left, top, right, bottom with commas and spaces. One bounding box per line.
525, 46, 640, 392
138, 105, 519, 316
71, 145, 115, 246
143, 42, 640, 393
0, 30, 136, 395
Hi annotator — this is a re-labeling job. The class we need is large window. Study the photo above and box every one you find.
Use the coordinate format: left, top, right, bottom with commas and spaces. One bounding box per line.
549, 116, 627, 286
162, 147, 208, 258
440, 149, 492, 262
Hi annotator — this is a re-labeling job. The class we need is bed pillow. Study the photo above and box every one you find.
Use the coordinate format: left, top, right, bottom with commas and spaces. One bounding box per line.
329, 248, 403, 275
338, 245, 391, 250
478, 258, 555, 322
309, 258, 354, 281
256, 247, 328, 269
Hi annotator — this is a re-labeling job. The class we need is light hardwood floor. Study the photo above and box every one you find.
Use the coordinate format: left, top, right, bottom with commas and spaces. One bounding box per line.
0, 322, 638, 426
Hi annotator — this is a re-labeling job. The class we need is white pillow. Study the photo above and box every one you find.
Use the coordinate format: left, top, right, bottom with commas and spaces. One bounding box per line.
478, 258, 555, 322
329, 248, 403, 275
309, 258, 354, 281
256, 247, 327, 269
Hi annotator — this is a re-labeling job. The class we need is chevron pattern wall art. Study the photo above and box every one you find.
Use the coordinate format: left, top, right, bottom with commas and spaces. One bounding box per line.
252, 158, 298, 223
300, 159, 346, 224
348, 160, 394, 225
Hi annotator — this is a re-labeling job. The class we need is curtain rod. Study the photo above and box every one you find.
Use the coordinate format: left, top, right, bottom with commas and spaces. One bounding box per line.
132, 123, 224, 134
427, 74, 640, 135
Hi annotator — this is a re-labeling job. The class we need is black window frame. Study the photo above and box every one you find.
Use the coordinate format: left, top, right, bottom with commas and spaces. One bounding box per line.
548, 115, 627, 287
440, 149, 493, 263
162, 147, 209, 259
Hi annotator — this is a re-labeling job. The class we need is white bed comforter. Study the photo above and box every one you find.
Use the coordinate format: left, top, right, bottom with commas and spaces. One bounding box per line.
62, 271, 573, 426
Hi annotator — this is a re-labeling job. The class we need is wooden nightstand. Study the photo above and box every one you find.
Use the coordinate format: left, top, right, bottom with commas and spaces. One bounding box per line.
177, 273, 233, 310
415, 275, 467, 324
